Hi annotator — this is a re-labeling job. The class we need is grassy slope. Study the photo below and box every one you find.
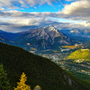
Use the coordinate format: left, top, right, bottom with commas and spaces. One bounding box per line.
0, 43, 90, 90
69, 71, 90, 83
68, 49, 90, 61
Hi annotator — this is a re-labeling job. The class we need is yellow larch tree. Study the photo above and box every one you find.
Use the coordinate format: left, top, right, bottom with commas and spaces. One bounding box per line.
14, 72, 31, 90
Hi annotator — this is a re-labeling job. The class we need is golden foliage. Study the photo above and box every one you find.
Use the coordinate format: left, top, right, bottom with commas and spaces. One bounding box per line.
14, 72, 31, 90
30, 48, 37, 51
52, 50, 59, 52
68, 49, 90, 61
61, 45, 76, 49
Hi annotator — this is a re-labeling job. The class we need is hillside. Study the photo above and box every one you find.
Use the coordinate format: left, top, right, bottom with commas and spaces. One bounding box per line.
0, 36, 7, 42
67, 49, 90, 62
0, 30, 20, 40
0, 43, 90, 90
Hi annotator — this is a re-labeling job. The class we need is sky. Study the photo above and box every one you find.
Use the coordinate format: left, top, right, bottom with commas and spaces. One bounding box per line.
0, 0, 90, 33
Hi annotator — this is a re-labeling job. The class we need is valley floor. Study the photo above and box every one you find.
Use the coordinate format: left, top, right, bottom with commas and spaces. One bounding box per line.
35, 50, 90, 82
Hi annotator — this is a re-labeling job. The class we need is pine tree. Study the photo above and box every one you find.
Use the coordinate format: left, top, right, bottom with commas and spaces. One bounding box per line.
14, 72, 31, 90
0, 63, 11, 90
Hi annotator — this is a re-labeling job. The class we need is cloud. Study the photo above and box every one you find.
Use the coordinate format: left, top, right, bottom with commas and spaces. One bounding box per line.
0, 0, 72, 10
0, 17, 41, 32
0, 11, 41, 18
0, 10, 59, 19
0, 8, 90, 33
0, 0, 59, 10
62, 0, 90, 15
60, 0, 90, 20
0, 14, 90, 33
0, 0, 90, 33
56, 0, 90, 26
0, 7, 6, 11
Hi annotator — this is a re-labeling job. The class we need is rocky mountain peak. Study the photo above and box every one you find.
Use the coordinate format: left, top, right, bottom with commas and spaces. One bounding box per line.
13, 25, 72, 50
44, 25, 58, 33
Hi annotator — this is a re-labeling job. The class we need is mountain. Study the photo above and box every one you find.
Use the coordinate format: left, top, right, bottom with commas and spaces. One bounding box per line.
15, 25, 72, 50
0, 36, 6, 42
67, 49, 90, 62
0, 42, 90, 90
0, 30, 5, 33
0, 36, 9, 43
0, 30, 20, 40
60, 29, 90, 41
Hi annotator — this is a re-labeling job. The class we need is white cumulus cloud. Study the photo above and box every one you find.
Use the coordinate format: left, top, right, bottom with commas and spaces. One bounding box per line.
62, 0, 90, 15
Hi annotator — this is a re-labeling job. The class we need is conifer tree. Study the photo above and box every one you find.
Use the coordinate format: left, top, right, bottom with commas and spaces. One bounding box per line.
0, 63, 11, 90
14, 72, 31, 90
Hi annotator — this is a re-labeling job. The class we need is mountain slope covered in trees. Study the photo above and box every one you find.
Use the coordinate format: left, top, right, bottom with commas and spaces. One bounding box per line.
67, 49, 90, 62
0, 43, 90, 90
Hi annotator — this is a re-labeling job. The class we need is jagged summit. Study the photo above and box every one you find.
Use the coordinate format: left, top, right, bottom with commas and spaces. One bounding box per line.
44, 25, 57, 32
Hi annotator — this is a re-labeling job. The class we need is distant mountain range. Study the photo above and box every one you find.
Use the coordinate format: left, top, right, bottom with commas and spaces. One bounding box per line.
1, 25, 87, 51
0, 36, 6, 41
0, 30, 20, 40
60, 29, 90, 40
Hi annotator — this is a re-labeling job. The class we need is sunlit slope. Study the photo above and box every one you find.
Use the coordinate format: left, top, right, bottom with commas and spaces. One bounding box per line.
68, 49, 90, 61
0, 43, 90, 90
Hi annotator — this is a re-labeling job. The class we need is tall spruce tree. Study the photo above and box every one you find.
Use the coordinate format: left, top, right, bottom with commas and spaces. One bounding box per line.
0, 63, 11, 90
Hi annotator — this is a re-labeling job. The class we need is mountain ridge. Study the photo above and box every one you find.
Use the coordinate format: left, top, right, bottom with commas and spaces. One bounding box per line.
60, 29, 90, 40
14, 25, 72, 50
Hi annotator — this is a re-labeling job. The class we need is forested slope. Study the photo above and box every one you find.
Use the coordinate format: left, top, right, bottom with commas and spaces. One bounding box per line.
0, 43, 90, 90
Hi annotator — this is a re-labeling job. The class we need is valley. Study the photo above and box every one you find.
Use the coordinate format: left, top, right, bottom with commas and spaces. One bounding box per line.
34, 41, 90, 82
36, 49, 90, 76
0, 25, 90, 84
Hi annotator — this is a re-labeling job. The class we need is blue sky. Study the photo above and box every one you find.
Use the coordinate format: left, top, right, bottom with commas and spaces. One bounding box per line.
0, 0, 90, 32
